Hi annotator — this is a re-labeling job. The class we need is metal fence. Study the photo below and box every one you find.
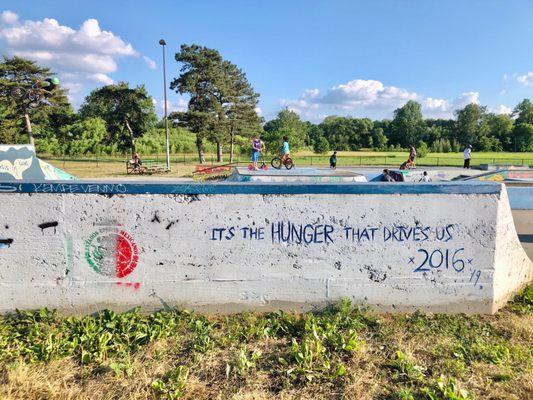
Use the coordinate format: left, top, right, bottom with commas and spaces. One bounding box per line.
40, 153, 533, 169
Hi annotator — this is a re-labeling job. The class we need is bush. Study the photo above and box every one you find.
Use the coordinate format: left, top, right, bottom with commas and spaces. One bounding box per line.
313, 136, 330, 154
417, 141, 429, 158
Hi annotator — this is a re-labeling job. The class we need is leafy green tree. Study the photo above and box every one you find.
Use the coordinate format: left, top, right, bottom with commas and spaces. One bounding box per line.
313, 135, 330, 154
223, 61, 262, 162
60, 117, 107, 155
171, 45, 222, 163
390, 100, 424, 147
263, 108, 308, 152
371, 127, 388, 150
416, 141, 429, 158
511, 123, 533, 151
170, 44, 261, 163
454, 103, 490, 150
511, 99, 533, 151
0, 56, 71, 147
513, 99, 533, 125
0, 101, 19, 143
319, 116, 361, 151
486, 113, 513, 151
79, 82, 157, 155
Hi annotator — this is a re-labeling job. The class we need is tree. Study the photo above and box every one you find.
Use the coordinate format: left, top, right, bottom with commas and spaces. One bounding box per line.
79, 82, 156, 154
371, 127, 388, 150
454, 103, 490, 150
512, 99, 533, 151
60, 117, 107, 155
263, 108, 308, 152
0, 56, 71, 146
170, 44, 261, 163
486, 113, 513, 151
222, 61, 262, 162
511, 123, 533, 152
313, 136, 330, 154
513, 99, 533, 125
390, 100, 424, 147
319, 116, 357, 151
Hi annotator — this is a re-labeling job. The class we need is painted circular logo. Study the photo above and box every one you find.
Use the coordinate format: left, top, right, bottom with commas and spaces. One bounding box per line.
85, 228, 139, 278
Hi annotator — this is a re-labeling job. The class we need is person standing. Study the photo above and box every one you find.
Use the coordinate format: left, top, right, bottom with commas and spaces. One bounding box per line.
419, 171, 432, 182
251, 135, 262, 170
408, 145, 417, 167
329, 151, 337, 169
463, 144, 472, 169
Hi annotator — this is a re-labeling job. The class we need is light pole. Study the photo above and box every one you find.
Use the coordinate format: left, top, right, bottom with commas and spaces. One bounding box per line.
159, 39, 171, 172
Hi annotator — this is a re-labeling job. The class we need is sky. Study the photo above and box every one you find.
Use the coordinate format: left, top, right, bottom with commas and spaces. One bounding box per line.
0, 0, 532, 122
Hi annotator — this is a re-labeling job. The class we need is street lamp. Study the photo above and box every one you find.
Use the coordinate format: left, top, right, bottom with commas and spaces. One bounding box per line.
159, 39, 171, 172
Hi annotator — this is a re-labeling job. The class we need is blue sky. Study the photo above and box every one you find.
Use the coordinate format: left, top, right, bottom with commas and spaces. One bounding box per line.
1, 0, 532, 121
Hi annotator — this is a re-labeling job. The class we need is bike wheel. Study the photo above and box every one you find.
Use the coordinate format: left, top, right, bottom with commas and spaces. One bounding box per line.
271, 157, 282, 169
284, 158, 294, 170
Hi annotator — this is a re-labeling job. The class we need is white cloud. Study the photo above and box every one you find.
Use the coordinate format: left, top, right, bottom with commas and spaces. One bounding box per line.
154, 98, 188, 115
503, 73, 508, 81
254, 106, 262, 115
143, 56, 156, 69
281, 78, 485, 121
88, 73, 114, 85
517, 72, 533, 86
422, 97, 449, 115
492, 105, 512, 115
0, 11, 152, 106
0, 10, 18, 25
452, 92, 479, 109
281, 79, 419, 121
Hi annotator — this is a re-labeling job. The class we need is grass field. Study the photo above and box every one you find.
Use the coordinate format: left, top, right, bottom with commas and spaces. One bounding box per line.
44, 151, 533, 179
0, 286, 531, 399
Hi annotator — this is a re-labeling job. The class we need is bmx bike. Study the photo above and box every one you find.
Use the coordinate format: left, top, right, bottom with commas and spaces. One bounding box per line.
10, 78, 58, 109
271, 155, 294, 170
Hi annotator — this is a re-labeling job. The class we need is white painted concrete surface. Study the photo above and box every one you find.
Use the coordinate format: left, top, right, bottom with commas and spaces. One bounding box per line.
0, 186, 531, 314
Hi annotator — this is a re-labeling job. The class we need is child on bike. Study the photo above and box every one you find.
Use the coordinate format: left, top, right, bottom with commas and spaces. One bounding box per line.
280, 136, 290, 163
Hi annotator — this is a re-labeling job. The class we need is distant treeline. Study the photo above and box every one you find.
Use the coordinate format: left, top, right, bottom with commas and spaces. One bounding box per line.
1, 55, 532, 160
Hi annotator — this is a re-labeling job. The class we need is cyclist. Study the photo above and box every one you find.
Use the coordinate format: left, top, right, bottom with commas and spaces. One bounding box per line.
280, 136, 290, 164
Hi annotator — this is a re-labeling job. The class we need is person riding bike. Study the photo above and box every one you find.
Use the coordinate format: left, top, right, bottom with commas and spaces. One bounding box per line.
280, 136, 290, 163
12, 77, 60, 107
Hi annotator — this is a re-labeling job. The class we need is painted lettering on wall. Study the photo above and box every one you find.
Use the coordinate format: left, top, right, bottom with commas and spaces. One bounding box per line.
207, 220, 481, 287
208, 222, 455, 245
32, 183, 127, 194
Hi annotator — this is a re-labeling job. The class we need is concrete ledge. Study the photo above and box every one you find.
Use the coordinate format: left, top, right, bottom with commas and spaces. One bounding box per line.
0, 180, 502, 195
0, 182, 530, 315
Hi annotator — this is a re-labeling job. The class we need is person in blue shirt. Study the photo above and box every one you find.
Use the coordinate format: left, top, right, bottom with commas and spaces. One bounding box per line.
281, 136, 290, 164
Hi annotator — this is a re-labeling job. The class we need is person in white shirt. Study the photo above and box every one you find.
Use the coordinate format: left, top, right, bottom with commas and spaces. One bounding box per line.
419, 171, 432, 182
463, 145, 472, 169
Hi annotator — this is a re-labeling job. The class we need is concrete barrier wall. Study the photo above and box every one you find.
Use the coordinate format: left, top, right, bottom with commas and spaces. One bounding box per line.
0, 181, 531, 314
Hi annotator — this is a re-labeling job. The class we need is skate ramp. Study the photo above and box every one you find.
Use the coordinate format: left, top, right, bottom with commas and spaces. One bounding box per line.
0, 145, 76, 181
228, 167, 367, 183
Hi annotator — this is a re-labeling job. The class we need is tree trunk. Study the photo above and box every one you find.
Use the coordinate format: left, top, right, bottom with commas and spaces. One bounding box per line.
196, 135, 205, 164
24, 113, 34, 147
124, 118, 135, 156
216, 141, 223, 163
229, 132, 235, 163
